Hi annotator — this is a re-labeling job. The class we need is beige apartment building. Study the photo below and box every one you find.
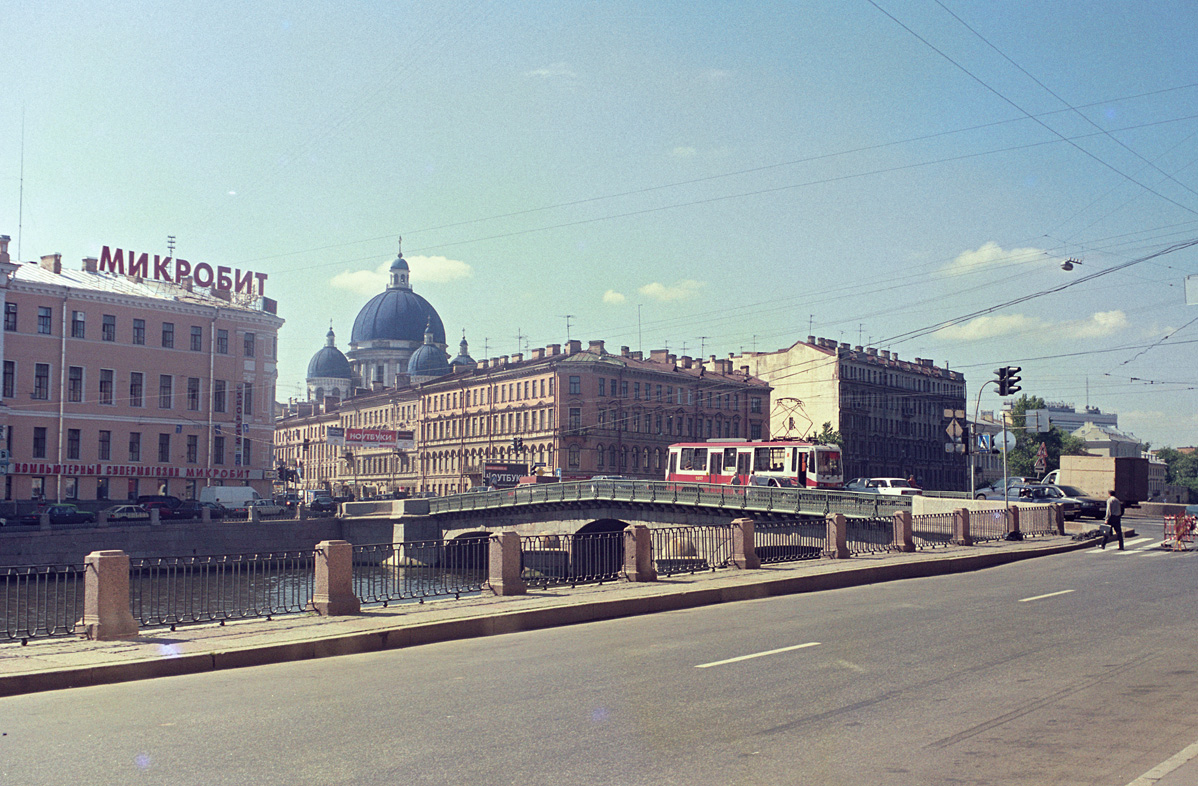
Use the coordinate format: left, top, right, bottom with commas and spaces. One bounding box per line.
0, 235, 283, 507
275, 340, 771, 498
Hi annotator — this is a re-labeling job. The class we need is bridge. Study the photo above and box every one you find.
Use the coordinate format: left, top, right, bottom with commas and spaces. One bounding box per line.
354, 480, 913, 541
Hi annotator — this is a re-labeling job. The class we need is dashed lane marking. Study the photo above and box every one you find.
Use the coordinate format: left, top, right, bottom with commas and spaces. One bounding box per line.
1019, 589, 1075, 603
695, 642, 821, 669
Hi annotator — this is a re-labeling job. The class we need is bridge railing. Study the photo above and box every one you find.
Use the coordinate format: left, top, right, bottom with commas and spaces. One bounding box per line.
519, 531, 624, 588
351, 538, 489, 605
1019, 506, 1059, 538
970, 509, 1011, 542
912, 512, 956, 550
845, 517, 899, 555
428, 480, 911, 518
754, 520, 826, 563
1, 563, 85, 642
650, 525, 735, 575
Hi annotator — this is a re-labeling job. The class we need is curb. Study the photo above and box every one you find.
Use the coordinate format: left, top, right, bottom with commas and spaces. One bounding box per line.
0, 538, 1091, 697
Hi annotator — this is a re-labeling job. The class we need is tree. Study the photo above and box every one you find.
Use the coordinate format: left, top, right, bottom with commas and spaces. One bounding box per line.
1002, 394, 1088, 477
1155, 447, 1198, 497
809, 421, 843, 448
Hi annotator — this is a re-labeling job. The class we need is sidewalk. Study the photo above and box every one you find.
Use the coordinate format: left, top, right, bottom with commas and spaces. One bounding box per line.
0, 534, 1095, 698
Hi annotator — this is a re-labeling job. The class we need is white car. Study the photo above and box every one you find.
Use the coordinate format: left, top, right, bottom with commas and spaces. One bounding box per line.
247, 499, 286, 516
102, 504, 151, 522
864, 478, 922, 496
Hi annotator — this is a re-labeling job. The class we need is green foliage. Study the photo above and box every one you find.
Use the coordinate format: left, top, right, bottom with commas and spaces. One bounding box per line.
809, 421, 844, 448
1155, 447, 1198, 496
1002, 394, 1089, 477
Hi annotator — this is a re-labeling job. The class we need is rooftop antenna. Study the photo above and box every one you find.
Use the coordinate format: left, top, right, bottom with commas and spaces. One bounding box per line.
808, 314, 814, 336
559, 314, 574, 342
699, 336, 708, 357
637, 304, 642, 353
17, 106, 25, 261
167, 235, 176, 259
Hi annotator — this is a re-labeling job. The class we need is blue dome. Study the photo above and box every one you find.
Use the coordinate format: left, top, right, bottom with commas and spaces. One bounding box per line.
408, 342, 451, 378
307, 345, 353, 379
351, 289, 445, 345
450, 335, 475, 367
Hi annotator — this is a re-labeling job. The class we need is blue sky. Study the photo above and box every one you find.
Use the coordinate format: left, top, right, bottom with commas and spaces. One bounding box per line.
3, 1, 1197, 447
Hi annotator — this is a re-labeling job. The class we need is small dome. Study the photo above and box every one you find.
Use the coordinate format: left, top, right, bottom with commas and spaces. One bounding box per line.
307, 328, 353, 379
407, 321, 451, 379
450, 334, 475, 367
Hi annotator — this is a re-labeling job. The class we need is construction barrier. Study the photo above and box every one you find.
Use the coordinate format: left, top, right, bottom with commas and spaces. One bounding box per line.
1163, 514, 1195, 552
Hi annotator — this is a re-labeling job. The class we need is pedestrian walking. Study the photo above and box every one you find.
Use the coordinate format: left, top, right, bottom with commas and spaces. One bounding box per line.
1101, 489, 1124, 550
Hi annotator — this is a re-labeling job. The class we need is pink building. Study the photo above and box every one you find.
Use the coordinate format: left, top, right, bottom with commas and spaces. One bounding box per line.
0, 235, 283, 507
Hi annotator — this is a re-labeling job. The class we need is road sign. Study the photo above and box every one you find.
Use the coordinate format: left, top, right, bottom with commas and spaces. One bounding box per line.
997, 430, 1017, 452
1037, 442, 1048, 459
1034, 457, 1047, 474
946, 420, 963, 440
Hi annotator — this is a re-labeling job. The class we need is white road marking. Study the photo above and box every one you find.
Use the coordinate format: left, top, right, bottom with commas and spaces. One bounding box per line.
1125, 737, 1198, 786
1019, 589, 1075, 603
695, 642, 821, 669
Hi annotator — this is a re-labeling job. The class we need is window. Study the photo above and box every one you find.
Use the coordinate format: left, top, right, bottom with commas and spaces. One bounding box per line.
67, 428, 81, 460
213, 380, 226, 412
569, 407, 581, 430
3, 303, 15, 331
130, 372, 143, 407
242, 382, 253, 416
213, 435, 225, 465
750, 397, 762, 414
568, 444, 580, 468
243, 332, 255, 357
98, 430, 111, 461
64, 477, 78, 500
67, 366, 83, 402
99, 369, 114, 405
129, 432, 141, 462
598, 378, 606, 397
96, 477, 109, 501
242, 440, 251, 467
71, 311, 85, 338
569, 376, 580, 395
190, 325, 202, 352
634, 382, 640, 399
186, 434, 198, 463
161, 322, 174, 348
621, 381, 628, 397
102, 314, 116, 341
33, 427, 47, 458
31, 477, 44, 499
37, 307, 52, 335
187, 377, 200, 411
132, 319, 145, 345
158, 433, 171, 463
159, 375, 172, 408
2, 361, 13, 398
216, 329, 228, 354
33, 363, 50, 400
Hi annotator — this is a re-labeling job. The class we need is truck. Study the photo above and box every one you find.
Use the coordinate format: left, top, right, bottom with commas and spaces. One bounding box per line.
1042, 455, 1149, 506
198, 485, 264, 510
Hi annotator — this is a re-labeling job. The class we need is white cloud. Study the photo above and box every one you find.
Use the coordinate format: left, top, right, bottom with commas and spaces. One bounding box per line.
935, 309, 1129, 342
942, 241, 1051, 276
329, 254, 472, 296
602, 289, 626, 305
669, 146, 697, 158
638, 280, 705, 302
524, 62, 576, 79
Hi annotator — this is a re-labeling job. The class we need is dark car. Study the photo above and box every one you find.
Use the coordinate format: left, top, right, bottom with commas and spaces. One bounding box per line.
140, 501, 180, 520
308, 496, 337, 514
136, 494, 183, 510
171, 500, 226, 520
1041, 484, 1104, 519
19, 504, 96, 526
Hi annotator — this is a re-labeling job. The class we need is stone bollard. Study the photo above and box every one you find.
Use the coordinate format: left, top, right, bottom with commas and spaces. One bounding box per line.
251, 505, 260, 524
893, 510, 915, 552
954, 508, 973, 546
149, 507, 160, 526
825, 513, 849, 559
96, 511, 109, 528
298, 503, 308, 521
201, 507, 211, 524
489, 531, 526, 596
1007, 505, 1021, 537
310, 540, 360, 615
732, 518, 760, 569
1053, 504, 1065, 536
80, 550, 139, 640
39, 512, 50, 530
623, 524, 657, 582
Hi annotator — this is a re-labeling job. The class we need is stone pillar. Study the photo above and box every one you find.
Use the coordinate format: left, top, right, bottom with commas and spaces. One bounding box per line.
310, 540, 360, 615
80, 550, 138, 640
623, 524, 657, 582
149, 507, 160, 526
201, 507, 211, 524
489, 531, 526, 596
893, 510, 915, 552
1007, 505, 1021, 537
954, 508, 973, 546
732, 518, 760, 569
39, 512, 50, 529
298, 503, 308, 521
96, 511, 109, 528
1053, 504, 1065, 536
825, 513, 849, 559
251, 505, 260, 524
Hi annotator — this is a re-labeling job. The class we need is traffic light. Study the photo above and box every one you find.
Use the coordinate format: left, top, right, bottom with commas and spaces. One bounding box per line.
994, 367, 1008, 395
276, 464, 286, 481
511, 437, 524, 452
1004, 366, 1021, 396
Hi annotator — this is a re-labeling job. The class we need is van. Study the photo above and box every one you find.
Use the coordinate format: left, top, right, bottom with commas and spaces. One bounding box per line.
198, 486, 263, 510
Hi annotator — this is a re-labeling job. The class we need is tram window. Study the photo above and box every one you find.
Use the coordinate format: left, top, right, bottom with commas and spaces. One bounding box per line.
669, 453, 677, 474
710, 454, 722, 474
680, 448, 694, 470
737, 453, 750, 476
754, 447, 770, 471
798, 452, 807, 475
693, 448, 707, 471
723, 448, 738, 470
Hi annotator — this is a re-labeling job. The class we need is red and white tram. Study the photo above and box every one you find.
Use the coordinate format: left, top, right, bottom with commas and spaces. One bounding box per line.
665, 440, 843, 489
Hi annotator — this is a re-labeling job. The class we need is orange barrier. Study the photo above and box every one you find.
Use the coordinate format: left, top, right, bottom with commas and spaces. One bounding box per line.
1163, 515, 1195, 551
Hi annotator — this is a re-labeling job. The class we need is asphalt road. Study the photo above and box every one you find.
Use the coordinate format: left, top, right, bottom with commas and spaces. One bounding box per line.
2, 519, 1195, 786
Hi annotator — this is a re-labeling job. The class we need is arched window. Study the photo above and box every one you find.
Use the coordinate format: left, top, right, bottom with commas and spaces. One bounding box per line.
568, 444, 581, 468
596, 444, 605, 469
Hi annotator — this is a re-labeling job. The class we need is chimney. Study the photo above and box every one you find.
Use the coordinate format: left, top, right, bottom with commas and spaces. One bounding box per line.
40, 253, 62, 274
511, 352, 523, 363
681, 356, 692, 369
566, 340, 581, 355
0, 235, 9, 265
839, 342, 849, 350
667, 353, 676, 365
620, 346, 630, 357
649, 349, 669, 363
588, 339, 605, 354
807, 335, 816, 345
546, 343, 561, 356
531, 348, 545, 360
880, 350, 890, 360
179, 275, 193, 292
82, 256, 98, 273
631, 351, 643, 360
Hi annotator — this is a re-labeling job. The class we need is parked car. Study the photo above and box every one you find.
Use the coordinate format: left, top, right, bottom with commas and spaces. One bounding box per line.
275, 493, 301, 510
169, 500, 226, 520
844, 478, 872, 492
101, 504, 150, 522
140, 501, 180, 519
247, 498, 286, 516
864, 478, 922, 496
136, 494, 183, 510
308, 496, 337, 514
1019, 484, 1084, 520
1044, 484, 1104, 519
974, 477, 1038, 499
19, 504, 96, 526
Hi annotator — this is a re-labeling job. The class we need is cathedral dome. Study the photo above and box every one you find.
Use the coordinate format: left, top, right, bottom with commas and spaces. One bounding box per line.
307, 328, 353, 379
349, 239, 445, 345
408, 323, 451, 379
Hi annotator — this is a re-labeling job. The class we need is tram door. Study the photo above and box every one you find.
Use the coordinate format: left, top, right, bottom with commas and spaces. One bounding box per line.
736, 452, 751, 477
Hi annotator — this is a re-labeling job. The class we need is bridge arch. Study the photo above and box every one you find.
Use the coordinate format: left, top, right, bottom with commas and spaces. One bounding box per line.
444, 530, 489, 572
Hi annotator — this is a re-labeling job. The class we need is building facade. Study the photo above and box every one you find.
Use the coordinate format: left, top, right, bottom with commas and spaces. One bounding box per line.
730, 336, 967, 490
275, 340, 771, 498
0, 235, 283, 505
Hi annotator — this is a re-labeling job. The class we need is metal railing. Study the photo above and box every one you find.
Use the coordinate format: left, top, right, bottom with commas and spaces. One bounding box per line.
1, 563, 85, 642
845, 517, 898, 555
428, 480, 911, 519
649, 525, 734, 575
520, 531, 624, 588
130, 551, 315, 629
970, 509, 1011, 542
1019, 505, 1059, 538
352, 537, 489, 605
912, 512, 956, 550
755, 520, 827, 563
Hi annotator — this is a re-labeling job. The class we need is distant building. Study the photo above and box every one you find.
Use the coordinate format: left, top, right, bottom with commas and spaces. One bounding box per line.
0, 235, 284, 505
730, 336, 967, 490
1072, 421, 1142, 458
1026, 403, 1117, 434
